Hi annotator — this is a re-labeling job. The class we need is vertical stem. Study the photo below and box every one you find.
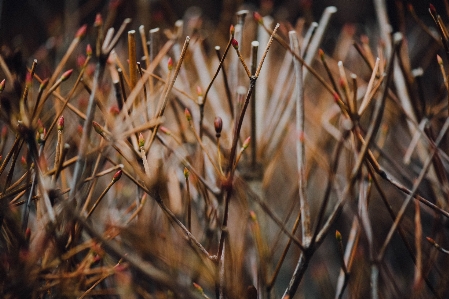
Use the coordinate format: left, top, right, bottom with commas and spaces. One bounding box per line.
139, 25, 150, 68
128, 30, 137, 90
289, 31, 311, 246
70, 60, 105, 205
215, 46, 234, 118
250, 41, 258, 169
149, 27, 160, 97
186, 172, 191, 232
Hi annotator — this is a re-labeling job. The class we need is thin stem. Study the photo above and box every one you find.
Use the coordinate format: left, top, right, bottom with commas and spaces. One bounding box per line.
358, 58, 381, 115
128, 30, 137, 90
267, 211, 301, 290
187, 115, 222, 176
234, 45, 251, 78
69, 60, 106, 205
146, 36, 190, 152
86, 176, 118, 218
289, 30, 311, 246
282, 252, 310, 298
203, 39, 232, 109
140, 147, 150, 177
427, 237, 449, 255
185, 168, 192, 232
215, 46, 234, 118
0, 135, 20, 177
250, 41, 258, 169
139, 25, 150, 69
377, 116, 449, 261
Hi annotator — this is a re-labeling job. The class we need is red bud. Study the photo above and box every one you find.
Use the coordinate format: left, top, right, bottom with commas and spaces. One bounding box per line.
214, 117, 223, 135
253, 12, 264, 24
249, 211, 257, 221
185, 108, 192, 122
298, 131, 305, 142
0, 79, 5, 92
76, 24, 87, 38
335, 230, 342, 241
318, 49, 325, 60
243, 136, 251, 149
231, 38, 239, 49
109, 105, 120, 116
159, 126, 171, 135
25, 228, 31, 242
86, 44, 93, 56
95, 13, 103, 27
339, 78, 347, 91
333, 92, 340, 103
138, 133, 145, 148
193, 282, 203, 293
92, 121, 104, 135
430, 3, 437, 15
77, 55, 86, 68
21, 156, 27, 168
167, 57, 173, 70
112, 169, 122, 182
60, 69, 73, 81
39, 78, 49, 92
57, 116, 64, 131
1, 126, 7, 139
26, 72, 32, 86
37, 119, 44, 134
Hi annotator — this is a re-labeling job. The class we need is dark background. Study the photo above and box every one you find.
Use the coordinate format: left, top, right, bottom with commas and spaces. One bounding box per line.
0, 0, 442, 57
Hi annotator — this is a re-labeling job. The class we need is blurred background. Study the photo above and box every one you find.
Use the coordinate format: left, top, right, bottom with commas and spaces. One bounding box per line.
1, 1, 449, 298
0, 0, 439, 60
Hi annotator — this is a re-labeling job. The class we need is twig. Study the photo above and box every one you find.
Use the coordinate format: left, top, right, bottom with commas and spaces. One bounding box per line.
289, 31, 311, 246
377, 116, 449, 261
